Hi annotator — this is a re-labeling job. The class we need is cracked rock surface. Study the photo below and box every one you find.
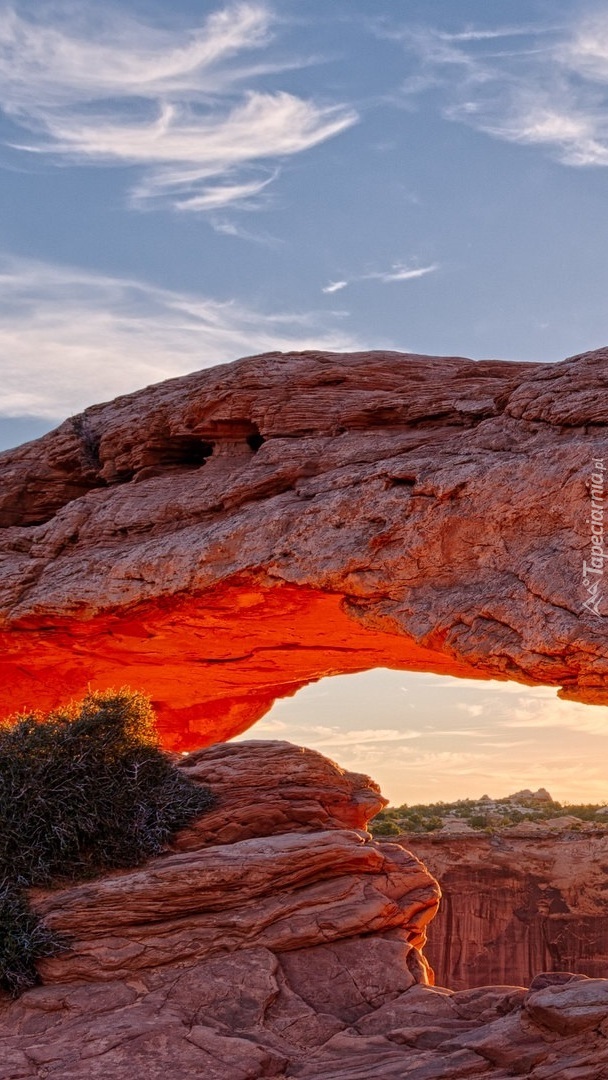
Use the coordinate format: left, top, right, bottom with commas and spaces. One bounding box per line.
0, 348, 606, 746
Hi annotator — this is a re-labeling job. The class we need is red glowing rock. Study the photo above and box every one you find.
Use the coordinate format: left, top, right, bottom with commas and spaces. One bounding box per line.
0, 348, 606, 747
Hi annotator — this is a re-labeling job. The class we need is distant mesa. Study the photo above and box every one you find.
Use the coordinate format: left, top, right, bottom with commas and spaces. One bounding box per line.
0, 347, 607, 748
507, 787, 553, 805
372, 788, 608, 839
374, 785, 608, 990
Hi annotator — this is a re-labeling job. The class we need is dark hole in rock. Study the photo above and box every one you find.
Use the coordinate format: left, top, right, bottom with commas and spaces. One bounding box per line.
157, 437, 215, 467
388, 476, 416, 488
247, 432, 266, 453
108, 437, 215, 486
0, 481, 103, 529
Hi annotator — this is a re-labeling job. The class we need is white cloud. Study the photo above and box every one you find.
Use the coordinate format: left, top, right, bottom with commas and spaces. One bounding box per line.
395, 749, 490, 776
390, 14, 608, 169
456, 703, 484, 717
0, 3, 273, 106
307, 725, 423, 747
239, 716, 288, 734
209, 216, 282, 245
411, 675, 539, 693
322, 262, 438, 293
0, 3, 357, 211
564, 17, 608, 83
505, 696, 608, 736
437, 28, 545, 44
0, 254, 361, 420
446, 95, 608, 167
173, 171, 278, 212
371, 263, 438, 283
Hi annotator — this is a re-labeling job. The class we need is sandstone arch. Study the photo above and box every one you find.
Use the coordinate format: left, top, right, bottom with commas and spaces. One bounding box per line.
0, 349, 606, 749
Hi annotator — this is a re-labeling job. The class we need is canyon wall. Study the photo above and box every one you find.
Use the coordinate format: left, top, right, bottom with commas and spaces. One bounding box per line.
405, 829, 608, 990
1, 348, 607, 747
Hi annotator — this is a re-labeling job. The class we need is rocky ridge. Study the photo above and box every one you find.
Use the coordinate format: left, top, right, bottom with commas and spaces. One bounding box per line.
1, 348, 607, 747
372, 787, 608, 836
3, 741, 608, 1079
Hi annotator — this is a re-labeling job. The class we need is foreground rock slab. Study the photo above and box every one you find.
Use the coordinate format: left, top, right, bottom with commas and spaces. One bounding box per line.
5, 957, 608, 1078
1, 348, 607, 746
2, 742, 608, 1079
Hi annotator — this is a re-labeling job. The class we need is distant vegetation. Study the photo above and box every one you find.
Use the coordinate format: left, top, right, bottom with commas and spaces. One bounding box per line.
0, 690, 214, 996
370, 795, 608, 837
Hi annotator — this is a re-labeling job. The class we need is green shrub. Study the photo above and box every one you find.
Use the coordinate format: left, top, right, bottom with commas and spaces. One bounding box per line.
371, 818, 401, 837
0, 689, 214, 996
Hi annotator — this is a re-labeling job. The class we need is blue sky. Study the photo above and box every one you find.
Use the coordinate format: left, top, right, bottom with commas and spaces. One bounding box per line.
1, 0, 608, 801
3, 0, 608, 434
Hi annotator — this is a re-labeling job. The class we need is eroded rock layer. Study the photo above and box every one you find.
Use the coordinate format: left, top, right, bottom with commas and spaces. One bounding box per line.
3, 741, 608, 1080
0, 348, 607, 744
404, 828, 608, 991
31, 742, 438, 987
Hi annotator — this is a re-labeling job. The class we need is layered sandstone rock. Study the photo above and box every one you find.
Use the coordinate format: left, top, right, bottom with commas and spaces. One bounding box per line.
0, 740, 441, 1077
3, 742, 608, 1080
27, 741, 436, 987
7, 964, 608, 1079
1, 348, 607, 747
403, 828, 608, 990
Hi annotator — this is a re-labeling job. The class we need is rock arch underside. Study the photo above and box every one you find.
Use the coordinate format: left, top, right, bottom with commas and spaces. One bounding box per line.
0, 347, 607, 748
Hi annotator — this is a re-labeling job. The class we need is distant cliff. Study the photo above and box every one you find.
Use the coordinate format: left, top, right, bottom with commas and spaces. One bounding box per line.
404, 828, 608, 990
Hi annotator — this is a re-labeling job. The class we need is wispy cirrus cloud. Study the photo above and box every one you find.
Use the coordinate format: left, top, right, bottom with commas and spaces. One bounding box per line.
233, 669, 608, 804
0, 2, 357, 211
384, 13, 608, 168
322, 262, 438, 294
504, 695, 608, 736
0, 255, 361, 420
209, 215, 283, 246
306, 725, 423, 748
170, 170, 278, 213
436, 28, 546, 44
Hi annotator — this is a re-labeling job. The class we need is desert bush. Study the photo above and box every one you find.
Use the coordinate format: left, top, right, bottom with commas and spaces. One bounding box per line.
370, 813, 401, 836
0, 883, 62, 998
0, 689, 214, 996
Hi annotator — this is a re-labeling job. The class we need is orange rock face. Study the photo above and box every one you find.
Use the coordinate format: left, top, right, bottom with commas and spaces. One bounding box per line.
32, 741, 439, 986
1, 348, 607, 747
